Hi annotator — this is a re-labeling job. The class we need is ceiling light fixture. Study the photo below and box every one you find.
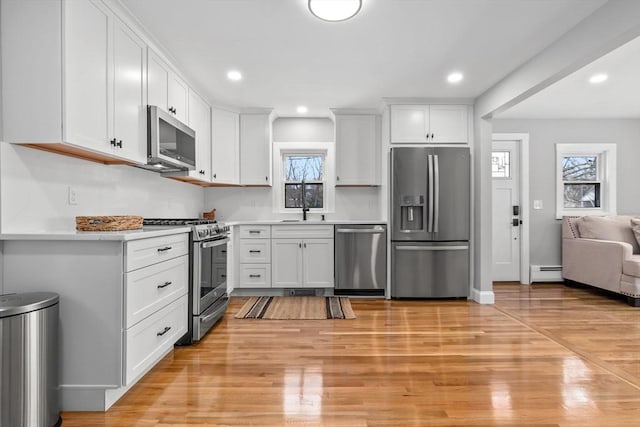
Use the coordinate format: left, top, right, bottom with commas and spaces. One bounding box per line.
589, 73, 608, 84
308, 0, 362, 22
227, 70, 243, 81
297, 106, 309, 114
447, 72, 464, 84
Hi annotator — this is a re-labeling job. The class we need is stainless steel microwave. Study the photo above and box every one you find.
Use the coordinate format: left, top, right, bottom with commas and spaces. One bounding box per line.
143, 105, 196, 172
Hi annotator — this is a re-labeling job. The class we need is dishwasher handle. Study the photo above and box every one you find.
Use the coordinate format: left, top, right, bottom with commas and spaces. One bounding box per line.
336, 226, 386, 234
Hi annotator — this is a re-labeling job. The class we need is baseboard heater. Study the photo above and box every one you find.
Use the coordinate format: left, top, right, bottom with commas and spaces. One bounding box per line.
530, 265, 563, 282
287, 289, 320, 297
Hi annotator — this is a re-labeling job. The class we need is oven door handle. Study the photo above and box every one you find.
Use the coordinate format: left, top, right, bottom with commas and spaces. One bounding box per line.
200, 237, 230, 249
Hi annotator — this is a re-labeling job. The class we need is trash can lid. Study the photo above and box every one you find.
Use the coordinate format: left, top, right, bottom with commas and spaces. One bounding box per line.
0, 292, 59, 318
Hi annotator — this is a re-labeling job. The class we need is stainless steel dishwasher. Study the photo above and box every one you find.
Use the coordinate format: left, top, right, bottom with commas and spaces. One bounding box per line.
335, 224, 387, 296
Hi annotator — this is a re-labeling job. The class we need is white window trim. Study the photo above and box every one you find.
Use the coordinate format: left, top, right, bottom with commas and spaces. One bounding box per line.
273, 141, 335, 214
555, 143, 616, 219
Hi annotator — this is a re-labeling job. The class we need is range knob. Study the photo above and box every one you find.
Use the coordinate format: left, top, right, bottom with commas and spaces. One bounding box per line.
198, 230, 207, 239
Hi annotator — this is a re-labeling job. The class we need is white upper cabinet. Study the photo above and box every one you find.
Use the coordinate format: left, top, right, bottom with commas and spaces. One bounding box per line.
2, 0, 147, 164
240, 113, 272, 186
390, 104, 468, 144
147, 49, 189, 123
211, 107, 240, 184
186, 89, 212, 182
334, 114, 380, 186
111, 16, 147, 163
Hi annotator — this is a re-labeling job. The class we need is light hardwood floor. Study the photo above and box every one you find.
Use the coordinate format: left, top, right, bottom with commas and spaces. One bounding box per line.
62, 284, 640, 426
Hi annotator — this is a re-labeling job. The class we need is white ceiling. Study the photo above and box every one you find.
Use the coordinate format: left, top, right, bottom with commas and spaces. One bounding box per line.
120, 0, 607, 118
497, 35, 640, 119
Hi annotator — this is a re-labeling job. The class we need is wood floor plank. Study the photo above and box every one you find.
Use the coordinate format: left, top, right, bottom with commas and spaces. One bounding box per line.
61, 285, 640, 426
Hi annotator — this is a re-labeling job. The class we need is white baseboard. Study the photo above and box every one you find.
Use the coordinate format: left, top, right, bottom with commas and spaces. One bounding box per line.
530, 265, 563, 282
471, 288, 495, 304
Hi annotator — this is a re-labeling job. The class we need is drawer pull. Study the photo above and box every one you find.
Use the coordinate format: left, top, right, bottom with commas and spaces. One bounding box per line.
221, 250, 227, 253
249, 230, 261, 234
249, 274, 262, 278
249, 250, 262, 254
156, 326, 171, 337
157, 246, 172, 252
157, 281, 172, 289
221, 274, 227, 278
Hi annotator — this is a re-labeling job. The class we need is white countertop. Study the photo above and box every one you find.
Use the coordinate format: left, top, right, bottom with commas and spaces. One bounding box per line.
226, 220, 387, 226
0, 226, 191, 241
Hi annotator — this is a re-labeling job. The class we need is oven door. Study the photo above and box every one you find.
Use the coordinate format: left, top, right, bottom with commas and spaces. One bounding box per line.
193, 237, 229, 315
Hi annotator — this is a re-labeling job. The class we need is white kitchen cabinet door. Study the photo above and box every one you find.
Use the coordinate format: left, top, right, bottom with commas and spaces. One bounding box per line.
63, 0, 110, 153
302, 239, 334, 288
335, 114, 379, 186
187, 89, 212, 182
271, 239, 303, 288
112, 18, 147, 164
211, 107, 240, 184
168, 74, 189, 123
390, 104, 468, 144
147, 49, 188, 123
147, 51, 169, 112
429, 105, 468, 143
390, 105, 429, 143
240, 113, 272, 186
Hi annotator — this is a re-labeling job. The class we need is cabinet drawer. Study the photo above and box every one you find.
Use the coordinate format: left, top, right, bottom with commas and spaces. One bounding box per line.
125, 233, 189, 271
271, 224, 334, 239
239, 239, 271, 263
125, 255, 189, 328
125, 294, 187, 386
238, 225, 271, 239
239, 264, 271, 288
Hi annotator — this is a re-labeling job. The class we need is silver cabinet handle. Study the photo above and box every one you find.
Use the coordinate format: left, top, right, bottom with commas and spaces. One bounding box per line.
157, 246, 172, 252
434, 154, 439, 233
249, 250, 262, 253
396, 245, 468, 251
156, 326, 171, 336
249, 230, 261, 234
249, 274, 262, 278
157, 281, 172, 289
336, 227, 385, 234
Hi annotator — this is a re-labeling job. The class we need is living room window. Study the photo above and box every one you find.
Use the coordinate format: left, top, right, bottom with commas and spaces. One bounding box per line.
555, 143, 616, 219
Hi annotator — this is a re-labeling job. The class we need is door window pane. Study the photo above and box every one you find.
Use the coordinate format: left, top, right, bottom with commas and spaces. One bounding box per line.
492, 151, 510, 178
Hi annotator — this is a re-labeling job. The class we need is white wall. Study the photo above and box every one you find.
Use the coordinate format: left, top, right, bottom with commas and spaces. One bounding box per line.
272, 118, 334, 142
0, 143, 204, 232
493, 118, 640, 266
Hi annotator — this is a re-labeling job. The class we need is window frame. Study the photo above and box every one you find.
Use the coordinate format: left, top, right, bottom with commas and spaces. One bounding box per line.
273, 142, 335, 214
555, 143, 616, 219
282, 153, 326, 209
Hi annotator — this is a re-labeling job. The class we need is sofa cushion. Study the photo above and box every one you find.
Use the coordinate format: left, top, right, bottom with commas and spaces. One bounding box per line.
623, 255, 640, 277
577, 215, 640, 254
632, 218, 640, 249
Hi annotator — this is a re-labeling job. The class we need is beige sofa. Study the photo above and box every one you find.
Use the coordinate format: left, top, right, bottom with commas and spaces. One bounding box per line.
562, 215, 640, 306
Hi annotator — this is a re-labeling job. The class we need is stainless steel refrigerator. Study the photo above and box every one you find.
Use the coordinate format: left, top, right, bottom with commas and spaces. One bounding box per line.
391, 147, 470, 298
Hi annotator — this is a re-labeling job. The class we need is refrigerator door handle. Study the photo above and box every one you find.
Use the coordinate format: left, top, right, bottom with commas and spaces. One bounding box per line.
427, 154, 434, 232
396, 245, 469, 251
434, 154, 439, 233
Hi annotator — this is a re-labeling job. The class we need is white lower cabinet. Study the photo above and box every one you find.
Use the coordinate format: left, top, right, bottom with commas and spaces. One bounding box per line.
271, 237, 334, 288
1, 231, 189, 411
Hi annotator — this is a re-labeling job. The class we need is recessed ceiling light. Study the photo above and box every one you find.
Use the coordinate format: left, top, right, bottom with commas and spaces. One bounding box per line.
297, 106, 309, 114
447, 72, 464, 84
589, 73, 608, 84
308, 0, 362, 22
227, 70, 242, 81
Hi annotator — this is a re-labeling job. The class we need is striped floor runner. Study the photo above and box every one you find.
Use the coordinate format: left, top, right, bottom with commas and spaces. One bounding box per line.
235, 296, 356, 319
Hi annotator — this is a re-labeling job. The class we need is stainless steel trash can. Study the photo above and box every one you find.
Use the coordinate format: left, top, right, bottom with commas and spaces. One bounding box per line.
0, 292, 61, 427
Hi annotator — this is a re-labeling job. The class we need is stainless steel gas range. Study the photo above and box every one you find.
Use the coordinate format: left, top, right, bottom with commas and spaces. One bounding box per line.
143, 218, 230, 344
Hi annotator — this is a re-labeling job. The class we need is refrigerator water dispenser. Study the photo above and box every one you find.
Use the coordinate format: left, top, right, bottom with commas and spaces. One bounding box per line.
400, 195, 424, 231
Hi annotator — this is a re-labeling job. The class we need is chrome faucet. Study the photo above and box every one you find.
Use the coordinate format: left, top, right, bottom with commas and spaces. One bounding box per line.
301, 180, 309, 221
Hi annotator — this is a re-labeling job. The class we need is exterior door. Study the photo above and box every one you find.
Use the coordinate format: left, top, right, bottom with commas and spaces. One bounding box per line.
492, 140, 521, 281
